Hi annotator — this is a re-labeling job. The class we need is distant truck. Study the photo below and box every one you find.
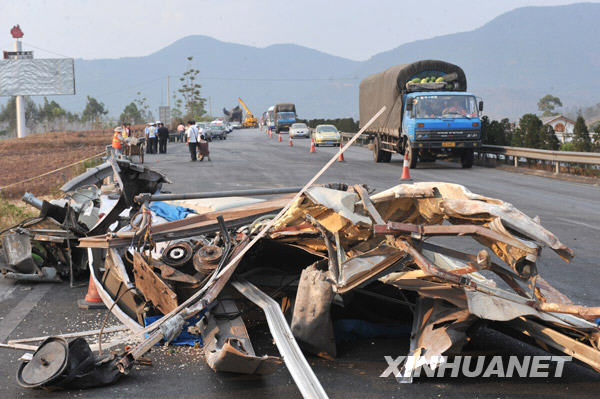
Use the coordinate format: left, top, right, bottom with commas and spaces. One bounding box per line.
359, 60, 483, 168
267, 106, 275, 131
273, 103, 297, 133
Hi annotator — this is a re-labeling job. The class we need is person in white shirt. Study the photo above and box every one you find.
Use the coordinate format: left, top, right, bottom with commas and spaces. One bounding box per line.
186, 120, 199, 161
147, 123, 158, 154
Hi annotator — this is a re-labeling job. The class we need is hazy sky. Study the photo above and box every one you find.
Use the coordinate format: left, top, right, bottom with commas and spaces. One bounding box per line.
1, 0, 594, 61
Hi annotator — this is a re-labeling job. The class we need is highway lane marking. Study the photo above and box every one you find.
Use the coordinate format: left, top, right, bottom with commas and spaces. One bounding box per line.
0, 283, 18, 303
0, 284, 52, 342
556, 217, 600, 232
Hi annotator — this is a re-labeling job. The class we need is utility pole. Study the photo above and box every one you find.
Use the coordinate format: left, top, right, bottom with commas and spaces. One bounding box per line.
166, 76, 170, 107
14, 37, 26, 138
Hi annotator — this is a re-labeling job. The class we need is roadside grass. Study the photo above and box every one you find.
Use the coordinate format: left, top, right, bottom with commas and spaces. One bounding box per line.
0, 196, 39, 231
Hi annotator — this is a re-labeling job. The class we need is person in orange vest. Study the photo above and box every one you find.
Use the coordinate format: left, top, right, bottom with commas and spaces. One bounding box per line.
112, 126, 125, 157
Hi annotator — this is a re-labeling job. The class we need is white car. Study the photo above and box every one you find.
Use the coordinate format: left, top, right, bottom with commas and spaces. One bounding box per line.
289, 123, 310, 138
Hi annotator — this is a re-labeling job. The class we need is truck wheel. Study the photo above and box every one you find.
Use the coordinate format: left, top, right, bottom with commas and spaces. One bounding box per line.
461, 149, 474, 168
373, 136, 387, 163
405, 142, 418, 169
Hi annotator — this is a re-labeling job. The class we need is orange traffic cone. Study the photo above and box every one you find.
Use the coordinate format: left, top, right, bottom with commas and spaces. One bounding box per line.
400, 152, 412, 181
278, 133, 282, 142
78, 272, 105, 309
310, 139, 316, 153
289, 135, 293, 147
338, 141, 345, 162
269, 129, 273, 139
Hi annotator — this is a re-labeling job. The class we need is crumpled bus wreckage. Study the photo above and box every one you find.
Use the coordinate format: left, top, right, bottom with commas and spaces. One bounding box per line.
7, 162, 600, 396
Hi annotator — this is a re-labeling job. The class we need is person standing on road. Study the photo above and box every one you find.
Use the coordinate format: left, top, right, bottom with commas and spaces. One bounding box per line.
157, 122, 169, 154
125, 122, 132, 138
177, 121, 185, 142
145, 122, 152, 154
197, 134, 211, 161
186, 120, 199, 161
111, 126, 125, 157
121, 122, 129, 139
147, 123, 158, 154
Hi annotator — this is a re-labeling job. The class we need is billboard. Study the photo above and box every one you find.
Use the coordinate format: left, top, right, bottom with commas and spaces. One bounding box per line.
0, 58, 75, 96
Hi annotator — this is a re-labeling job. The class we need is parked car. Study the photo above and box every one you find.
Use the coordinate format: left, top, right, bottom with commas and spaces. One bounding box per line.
204, 124, 227, 141
230, 121, 242, 129
289, 123, 310, 138
312, 124, 341, 146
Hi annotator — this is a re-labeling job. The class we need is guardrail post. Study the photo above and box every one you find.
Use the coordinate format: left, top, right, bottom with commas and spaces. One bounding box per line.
555, 162, 560, 174
514, 156, 518, 168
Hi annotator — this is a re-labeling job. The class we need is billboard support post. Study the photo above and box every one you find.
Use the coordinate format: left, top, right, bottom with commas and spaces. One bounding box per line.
14, 38, 26, 138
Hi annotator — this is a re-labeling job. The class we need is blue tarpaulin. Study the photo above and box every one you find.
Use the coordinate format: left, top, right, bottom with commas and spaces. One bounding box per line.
144, 314, 204, 346
149, 201, 196, 221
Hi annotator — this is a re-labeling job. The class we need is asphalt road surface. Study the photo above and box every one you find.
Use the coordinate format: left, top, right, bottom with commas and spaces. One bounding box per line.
1, 128, 599, 398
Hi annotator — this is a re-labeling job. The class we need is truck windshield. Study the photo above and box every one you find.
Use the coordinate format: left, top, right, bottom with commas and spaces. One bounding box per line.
277, 112, 295, 121
415, 95, 478, 119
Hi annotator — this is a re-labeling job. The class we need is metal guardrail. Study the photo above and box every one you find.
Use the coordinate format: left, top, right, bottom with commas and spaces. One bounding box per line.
477, 145, 600, 173
340, 131, 369, 146
338, 135, 600, 173
479, 145, 600, 165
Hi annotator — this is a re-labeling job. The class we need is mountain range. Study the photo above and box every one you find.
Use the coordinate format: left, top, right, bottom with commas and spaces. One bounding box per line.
57, 2, 600, 121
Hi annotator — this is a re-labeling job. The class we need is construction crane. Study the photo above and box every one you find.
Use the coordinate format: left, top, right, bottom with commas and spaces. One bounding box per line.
237, 97, 258, 128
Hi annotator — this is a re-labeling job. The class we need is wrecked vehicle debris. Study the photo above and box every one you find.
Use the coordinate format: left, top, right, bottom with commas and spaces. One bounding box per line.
0, 159, 169, 282
5, 114, 600, 397
70, 178, 600, 397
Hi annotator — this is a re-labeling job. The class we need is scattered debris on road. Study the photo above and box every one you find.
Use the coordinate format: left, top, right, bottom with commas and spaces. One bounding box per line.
3, 123, 600, 397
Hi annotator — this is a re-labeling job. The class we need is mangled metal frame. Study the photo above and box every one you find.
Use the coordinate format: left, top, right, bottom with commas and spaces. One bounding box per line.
0, 158, 169, 282
58, 107, 600, 397
267, 180, 600, 377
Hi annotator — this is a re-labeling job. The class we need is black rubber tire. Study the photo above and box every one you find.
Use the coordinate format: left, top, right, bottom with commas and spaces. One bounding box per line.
405, 141, 418, 169
461, 149, 474, 168
373, 136, 387, 163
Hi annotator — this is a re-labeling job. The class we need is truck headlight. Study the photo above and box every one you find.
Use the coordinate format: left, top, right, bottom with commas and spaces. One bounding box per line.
466, 132, 480, 139
415, 132, 429, 140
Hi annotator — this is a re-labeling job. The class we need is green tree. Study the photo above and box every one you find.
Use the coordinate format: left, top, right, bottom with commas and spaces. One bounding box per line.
481, 116, 512, 145
175, 56, 206, 120
119, 102, 144, 124
134, 92, 154, 122
541, 124, 560, 150
513, 113, 544, 148
81, 96, 108, 125
571, 115, 592, 152
0, 96, 40, 136
39, 97, 67, 121
537, 94, 562, 117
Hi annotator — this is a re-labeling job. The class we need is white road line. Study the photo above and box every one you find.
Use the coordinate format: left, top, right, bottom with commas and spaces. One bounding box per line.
0, 283, 18, 303
0, 284, 52, 342
556, 217, 600, 232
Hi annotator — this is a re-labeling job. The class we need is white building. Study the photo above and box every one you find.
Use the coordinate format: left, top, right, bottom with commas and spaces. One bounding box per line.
540, 115, 575, 143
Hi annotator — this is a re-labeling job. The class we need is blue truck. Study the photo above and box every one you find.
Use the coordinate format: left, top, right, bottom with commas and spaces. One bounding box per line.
273, 103, 297, 134
359, 60, 483, 168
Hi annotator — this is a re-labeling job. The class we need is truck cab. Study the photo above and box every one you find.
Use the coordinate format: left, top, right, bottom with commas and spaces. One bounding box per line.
273, 103, 297, 133
402, 91, 482, 167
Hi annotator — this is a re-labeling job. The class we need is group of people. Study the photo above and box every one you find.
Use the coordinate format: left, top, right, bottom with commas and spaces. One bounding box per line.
111, 120, 211, 162
144, 121, 170, 154
182, 120, 210, 162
